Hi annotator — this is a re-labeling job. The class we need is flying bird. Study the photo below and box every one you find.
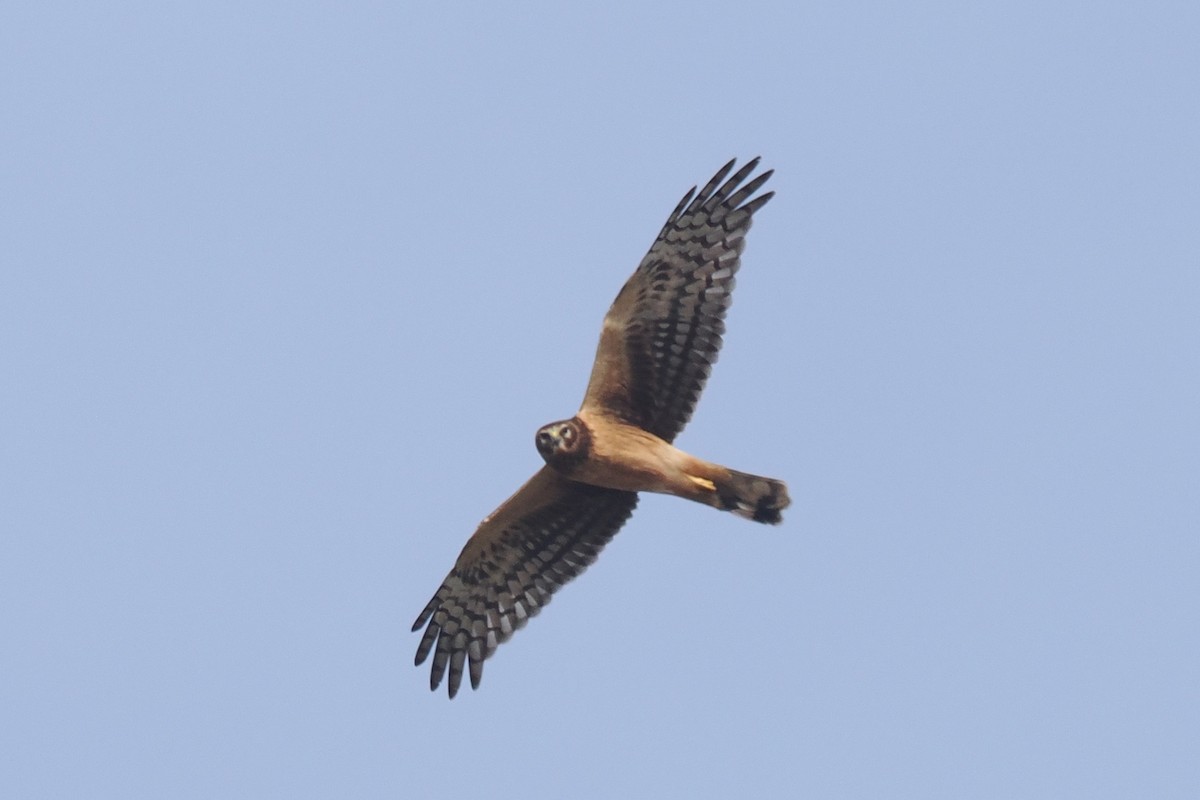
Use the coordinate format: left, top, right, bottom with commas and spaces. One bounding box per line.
413, 158, 790, 697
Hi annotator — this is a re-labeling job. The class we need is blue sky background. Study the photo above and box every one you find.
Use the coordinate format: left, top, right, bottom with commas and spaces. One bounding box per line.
3, 2, 1197, 797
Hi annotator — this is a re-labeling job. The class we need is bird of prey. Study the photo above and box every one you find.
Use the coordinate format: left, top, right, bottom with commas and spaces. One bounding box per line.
413, 158, 789, 697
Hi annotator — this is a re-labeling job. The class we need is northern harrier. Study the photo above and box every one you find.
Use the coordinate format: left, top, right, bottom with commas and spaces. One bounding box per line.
413, 158, 789, 697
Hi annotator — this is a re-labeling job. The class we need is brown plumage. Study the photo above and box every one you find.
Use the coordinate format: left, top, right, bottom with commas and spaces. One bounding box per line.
413, 158, 790, 697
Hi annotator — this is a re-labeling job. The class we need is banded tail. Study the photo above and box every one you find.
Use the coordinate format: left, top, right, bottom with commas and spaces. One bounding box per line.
683, 464, 790, 524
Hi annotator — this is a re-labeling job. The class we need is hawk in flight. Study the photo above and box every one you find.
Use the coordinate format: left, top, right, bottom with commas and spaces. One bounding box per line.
413, 158, 790, 697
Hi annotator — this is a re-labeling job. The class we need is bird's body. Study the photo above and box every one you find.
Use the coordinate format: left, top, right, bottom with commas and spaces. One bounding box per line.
413, 158, 790, 697
542, 412, 681, 495
541, 411, 787, 522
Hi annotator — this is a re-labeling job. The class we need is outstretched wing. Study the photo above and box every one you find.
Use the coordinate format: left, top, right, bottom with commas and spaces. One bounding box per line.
412, 467, 638, 698
581, 158, 773, 443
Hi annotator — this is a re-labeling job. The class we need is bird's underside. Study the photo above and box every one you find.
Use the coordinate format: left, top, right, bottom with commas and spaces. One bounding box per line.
413, 158, 790, 697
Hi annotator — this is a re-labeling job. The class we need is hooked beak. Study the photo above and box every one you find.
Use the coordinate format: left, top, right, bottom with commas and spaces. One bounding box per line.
536, 427, 559, 455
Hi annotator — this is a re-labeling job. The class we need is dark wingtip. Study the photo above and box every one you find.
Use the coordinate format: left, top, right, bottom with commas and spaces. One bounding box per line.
742, 190, 775, 216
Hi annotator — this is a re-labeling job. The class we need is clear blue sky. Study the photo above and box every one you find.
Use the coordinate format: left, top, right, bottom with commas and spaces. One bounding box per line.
3, 2, 1197, 797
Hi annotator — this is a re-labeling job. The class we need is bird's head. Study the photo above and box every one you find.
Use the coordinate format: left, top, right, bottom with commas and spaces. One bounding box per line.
535, 417, 590, 470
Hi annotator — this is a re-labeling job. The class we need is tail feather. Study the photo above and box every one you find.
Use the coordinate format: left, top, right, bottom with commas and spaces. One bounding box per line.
713, 469, 790, 524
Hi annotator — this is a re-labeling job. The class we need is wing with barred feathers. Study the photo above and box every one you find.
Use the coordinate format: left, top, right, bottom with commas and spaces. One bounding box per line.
412, 467, 638, 698
581, 158, 773, 442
